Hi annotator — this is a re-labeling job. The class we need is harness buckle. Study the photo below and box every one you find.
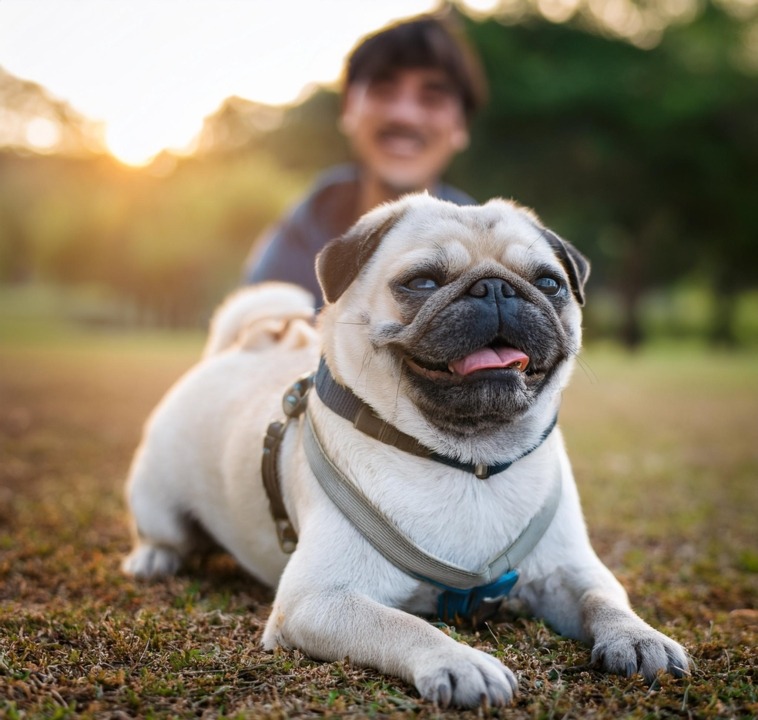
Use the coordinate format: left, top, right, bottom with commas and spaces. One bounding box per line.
282, 373, 314, 418
275, 519, 298, 554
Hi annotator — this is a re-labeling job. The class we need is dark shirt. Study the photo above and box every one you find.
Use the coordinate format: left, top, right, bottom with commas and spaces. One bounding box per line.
244, 164, 477, 307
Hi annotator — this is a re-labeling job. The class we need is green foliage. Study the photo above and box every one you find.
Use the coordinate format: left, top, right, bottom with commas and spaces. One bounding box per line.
0, 66, 102, 155
0, 151, 307, 326
451, 3, 758, 345
0, 1, 756, 343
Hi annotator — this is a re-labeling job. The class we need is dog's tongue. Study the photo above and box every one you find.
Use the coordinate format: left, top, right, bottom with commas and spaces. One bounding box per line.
449, 347, 530, 376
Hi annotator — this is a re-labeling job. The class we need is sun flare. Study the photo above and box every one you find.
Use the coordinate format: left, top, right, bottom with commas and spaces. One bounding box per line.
0, 0, 440, 165
104, 117, 202, 167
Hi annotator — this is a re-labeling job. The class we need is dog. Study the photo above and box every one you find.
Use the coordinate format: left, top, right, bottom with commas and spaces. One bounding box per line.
122, 194, 689, 708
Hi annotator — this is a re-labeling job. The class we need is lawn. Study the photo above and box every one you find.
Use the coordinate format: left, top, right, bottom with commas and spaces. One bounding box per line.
0, 315, 756, 719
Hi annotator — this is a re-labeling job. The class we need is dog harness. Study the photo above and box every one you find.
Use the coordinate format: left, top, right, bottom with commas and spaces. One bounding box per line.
261, 361, 562, 625
314, 357, 558, 479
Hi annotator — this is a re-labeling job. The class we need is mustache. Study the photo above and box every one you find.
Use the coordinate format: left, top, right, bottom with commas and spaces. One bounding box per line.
376, 125, 427, 145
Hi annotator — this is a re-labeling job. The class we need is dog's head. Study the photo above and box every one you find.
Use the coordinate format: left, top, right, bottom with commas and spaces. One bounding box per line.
316, 194, 589, 461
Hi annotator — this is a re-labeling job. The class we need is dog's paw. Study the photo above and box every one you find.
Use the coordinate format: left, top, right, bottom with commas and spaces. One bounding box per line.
122, 544, 181, 579
413, 644, 517, 708
261, 610, 290, 652
591, 621, 690, 682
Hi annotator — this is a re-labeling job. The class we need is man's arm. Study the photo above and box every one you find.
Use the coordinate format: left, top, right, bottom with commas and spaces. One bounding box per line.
243, 220, 324, 306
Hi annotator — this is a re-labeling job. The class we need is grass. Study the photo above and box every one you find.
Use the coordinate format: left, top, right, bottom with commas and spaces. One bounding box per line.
0, 310, 756, 719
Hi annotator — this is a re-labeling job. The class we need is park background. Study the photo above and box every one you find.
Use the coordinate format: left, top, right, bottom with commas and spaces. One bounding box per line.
1, 1, 757, 718
0, 0, 756, 346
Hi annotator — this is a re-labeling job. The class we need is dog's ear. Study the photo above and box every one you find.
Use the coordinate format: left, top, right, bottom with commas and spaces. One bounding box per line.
541, 229, 591, 306
316, 203, 406, 304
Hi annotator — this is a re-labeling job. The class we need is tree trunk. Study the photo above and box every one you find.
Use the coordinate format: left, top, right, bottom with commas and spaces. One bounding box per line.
709, 285, 738, 347
618, 242, 646, 350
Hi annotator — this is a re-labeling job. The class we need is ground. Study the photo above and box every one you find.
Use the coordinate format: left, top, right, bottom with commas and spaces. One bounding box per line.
0, 320, 756, 719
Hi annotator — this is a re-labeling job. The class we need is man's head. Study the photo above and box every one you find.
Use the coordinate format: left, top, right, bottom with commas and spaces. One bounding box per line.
340, 14, 487, 196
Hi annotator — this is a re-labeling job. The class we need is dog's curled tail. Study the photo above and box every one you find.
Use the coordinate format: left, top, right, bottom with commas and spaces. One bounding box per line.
202, 282, 317, 359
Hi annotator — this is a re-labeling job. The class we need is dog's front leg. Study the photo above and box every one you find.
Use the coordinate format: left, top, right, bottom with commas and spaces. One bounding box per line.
263, 583, 517, 708
519, 563, 690, 682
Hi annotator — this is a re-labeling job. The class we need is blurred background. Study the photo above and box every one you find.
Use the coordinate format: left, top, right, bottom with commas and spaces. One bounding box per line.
2, 5, 757, 716
0, 0, 756, 348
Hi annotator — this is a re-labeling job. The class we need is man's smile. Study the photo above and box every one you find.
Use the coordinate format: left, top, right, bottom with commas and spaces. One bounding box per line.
375, 128, 427, 158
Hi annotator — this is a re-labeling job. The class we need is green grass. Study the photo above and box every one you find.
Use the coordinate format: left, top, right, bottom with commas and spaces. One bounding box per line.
1, 315, 756, 719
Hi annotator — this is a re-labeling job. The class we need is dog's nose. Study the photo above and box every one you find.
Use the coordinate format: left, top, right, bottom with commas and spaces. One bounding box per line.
467, 277, 517, 299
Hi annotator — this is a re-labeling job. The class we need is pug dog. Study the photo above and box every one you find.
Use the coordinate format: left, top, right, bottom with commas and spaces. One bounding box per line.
122, 194, 689, 708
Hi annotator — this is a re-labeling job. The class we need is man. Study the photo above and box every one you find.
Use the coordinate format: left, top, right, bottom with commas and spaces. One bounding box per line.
244, 13, 487, 306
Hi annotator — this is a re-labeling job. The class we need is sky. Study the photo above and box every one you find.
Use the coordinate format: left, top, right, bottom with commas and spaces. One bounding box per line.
0, 0, 499, 165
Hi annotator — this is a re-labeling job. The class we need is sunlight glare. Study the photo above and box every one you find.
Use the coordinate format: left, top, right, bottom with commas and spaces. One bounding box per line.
462, 0, 502, 14
0, 0, 439, 166
537, 0, 581, 23
25, 117, 61, 150
105, 115, 204, 167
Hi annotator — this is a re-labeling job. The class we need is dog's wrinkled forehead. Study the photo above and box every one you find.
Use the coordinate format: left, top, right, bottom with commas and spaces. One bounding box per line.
316, 194, 589, 305
380, 199, 547, 275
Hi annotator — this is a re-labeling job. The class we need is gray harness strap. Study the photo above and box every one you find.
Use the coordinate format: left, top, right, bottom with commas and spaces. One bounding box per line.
303, 412, 562, 591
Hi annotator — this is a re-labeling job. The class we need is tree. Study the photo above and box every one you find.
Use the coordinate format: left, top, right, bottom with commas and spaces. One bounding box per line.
450, 1, 758, 345
0, 66, 103, 156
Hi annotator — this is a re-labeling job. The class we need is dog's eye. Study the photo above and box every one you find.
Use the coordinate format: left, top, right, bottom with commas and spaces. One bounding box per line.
534, 277, 562, 296
405, 277, 440, 292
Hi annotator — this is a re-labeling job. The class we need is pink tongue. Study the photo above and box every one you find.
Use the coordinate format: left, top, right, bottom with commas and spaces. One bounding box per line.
449, 347, 530, 376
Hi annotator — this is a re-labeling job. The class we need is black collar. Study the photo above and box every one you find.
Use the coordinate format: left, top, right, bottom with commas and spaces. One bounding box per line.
313, 358, 557, 479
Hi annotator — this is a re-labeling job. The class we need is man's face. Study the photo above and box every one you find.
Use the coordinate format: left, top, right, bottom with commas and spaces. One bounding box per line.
340, 67, 469, 193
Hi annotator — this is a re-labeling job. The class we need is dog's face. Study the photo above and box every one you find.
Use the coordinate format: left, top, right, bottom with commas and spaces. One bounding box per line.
316, 195, 589, 455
